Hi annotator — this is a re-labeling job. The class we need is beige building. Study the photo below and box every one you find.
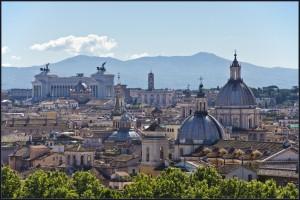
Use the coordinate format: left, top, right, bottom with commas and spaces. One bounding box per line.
109, 171, 132, 190
65, 145, 94, 168
129, 72, 176, 107
141, 133, 169, 167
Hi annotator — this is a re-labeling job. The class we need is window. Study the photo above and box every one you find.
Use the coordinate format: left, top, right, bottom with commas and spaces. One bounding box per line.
160, 146, 164, 160
146, 147, 150, 162
73, 155, 76, 165
80, 155, 84, 166
180, 148, 184, 156
67, 155, 71, 165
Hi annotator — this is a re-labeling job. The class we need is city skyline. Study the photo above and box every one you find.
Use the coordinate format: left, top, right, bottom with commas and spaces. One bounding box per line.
2, 2, 298, 68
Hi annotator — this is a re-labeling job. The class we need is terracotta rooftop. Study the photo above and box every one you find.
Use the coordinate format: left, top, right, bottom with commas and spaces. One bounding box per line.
193, 140, 284, 160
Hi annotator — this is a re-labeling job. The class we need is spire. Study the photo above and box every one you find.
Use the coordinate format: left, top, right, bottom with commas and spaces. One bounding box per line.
234, 49, 237, 61
197, 77, 205, 98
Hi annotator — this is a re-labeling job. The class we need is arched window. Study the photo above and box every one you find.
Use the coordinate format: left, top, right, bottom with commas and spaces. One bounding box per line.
146, 147, 150, 162
67, 155, 71, 165
249, 118, 252, 129
80, 155, 84, 166
160, 146, 164, 160
73, 155, 76, 166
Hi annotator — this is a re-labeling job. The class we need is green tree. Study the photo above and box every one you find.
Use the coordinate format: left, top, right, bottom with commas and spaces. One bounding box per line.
262, 179, 279, 198
153, 167, 190, 198
72, 171, 117, 199
188, 180, 221, 199
1, 166, 21, 198
19, 170, 78, 198
277, 182, 299, 199
219, 178, 249, 198
190, 166, 221, 187
245, 179, 266, 198
123, 174, 154, 198
43, 171, 78, 198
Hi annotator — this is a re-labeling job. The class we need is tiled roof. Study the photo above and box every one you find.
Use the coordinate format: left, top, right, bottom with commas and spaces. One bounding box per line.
257, 168, 298, 178
11, 145, 50, 160
192, 140, 284, 161
114, 154, 134, 162
65, 144, 95, 152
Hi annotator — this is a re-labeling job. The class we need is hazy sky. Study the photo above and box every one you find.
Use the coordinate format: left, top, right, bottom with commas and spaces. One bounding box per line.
1, 2, 298, 68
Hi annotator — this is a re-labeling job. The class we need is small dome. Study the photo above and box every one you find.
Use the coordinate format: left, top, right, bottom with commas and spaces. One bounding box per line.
178, 113, 224, 145
107, 130, 141, 142
215, 79, 256, 107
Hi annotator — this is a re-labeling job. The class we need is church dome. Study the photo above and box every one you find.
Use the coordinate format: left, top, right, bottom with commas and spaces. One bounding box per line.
178, 113, 224, 145
215, 52, 256, 107
215, 79, 256, 107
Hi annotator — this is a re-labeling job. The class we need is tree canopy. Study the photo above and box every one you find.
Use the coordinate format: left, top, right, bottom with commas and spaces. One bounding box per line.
1, 166, 298, 199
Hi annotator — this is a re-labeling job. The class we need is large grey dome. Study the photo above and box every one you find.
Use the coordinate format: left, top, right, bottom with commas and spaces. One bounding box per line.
177, 113, 224, 145
215, 79, 256, 107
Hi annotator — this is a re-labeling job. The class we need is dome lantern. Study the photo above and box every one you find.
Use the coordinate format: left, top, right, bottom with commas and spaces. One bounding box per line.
230, 50, 241, 80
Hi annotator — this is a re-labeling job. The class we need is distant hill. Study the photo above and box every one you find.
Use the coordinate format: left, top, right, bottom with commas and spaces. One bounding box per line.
2, 52, 297, 90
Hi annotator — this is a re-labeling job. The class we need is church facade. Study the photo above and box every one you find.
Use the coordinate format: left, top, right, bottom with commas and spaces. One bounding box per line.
31, 63, 114, 102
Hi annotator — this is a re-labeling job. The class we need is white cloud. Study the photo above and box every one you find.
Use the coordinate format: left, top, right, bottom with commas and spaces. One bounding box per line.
2, 46, 9, 54
129, 52, 150, 60
2, 63, 11, 67
30, 34, 117, 56
11, 55, 21, 60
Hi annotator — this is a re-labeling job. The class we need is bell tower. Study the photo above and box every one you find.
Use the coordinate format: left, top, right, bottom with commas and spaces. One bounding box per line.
112, 73, 125, 116
195, 77, 208, 115
148, 70, 154, 91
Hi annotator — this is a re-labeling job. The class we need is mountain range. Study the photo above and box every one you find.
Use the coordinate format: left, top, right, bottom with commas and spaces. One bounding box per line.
2, 52, 297, 90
